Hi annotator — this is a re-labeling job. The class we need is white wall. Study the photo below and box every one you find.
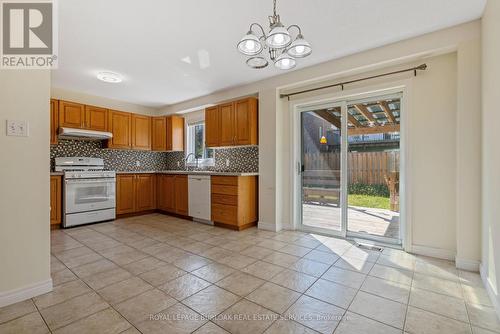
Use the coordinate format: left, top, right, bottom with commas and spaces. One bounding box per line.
0, 71, 52, 307
51, 87, 157, 116
481, 0, 500, 317
161, 21, 482, 263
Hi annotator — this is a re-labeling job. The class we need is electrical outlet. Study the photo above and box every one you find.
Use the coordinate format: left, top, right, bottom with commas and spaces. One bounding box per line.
6, 120, 29, 137
135, 160, 141, 167
225, 158, 230, 167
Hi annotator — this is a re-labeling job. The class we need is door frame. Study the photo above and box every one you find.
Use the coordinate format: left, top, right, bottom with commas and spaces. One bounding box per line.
290, 82, 412, 250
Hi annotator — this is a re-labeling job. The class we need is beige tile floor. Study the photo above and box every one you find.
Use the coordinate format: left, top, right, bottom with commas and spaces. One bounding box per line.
1, 213, 499, 334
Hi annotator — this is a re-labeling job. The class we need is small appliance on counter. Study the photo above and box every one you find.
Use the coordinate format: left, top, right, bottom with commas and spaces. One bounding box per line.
55, 157, 116, 228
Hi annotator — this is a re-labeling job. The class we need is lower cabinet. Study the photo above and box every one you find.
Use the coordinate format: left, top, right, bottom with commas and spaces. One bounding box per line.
157, 174, 175, 212
50, 176, 62, 228
174, 175, 189, 215
211, 176, 257, 230
116, 174, 156, 215
116, 173, 257, 230
157, 174, 188, 216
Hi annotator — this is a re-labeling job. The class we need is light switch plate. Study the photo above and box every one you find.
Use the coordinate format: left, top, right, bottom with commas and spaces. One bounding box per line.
6, 120, 29, 137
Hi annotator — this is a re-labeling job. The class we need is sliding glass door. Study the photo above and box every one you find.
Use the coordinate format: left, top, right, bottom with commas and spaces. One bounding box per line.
299, 94, 402, 245
300, 103, 344, 235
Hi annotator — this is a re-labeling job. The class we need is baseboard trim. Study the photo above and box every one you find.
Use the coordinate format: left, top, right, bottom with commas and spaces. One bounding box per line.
411, 245, 455, 261
258, 221, 280, 232
480, 263, 500, 321
0, 278, 52, 308
455, 257, 480, 272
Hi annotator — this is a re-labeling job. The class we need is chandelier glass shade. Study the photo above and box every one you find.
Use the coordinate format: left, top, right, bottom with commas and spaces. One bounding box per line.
236, 0, 311, 70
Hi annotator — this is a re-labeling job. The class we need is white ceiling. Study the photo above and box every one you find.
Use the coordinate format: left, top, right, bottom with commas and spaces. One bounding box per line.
52, 0, 486, 108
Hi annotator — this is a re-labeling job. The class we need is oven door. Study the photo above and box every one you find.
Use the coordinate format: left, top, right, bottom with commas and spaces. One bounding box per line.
65, 178, 116, 214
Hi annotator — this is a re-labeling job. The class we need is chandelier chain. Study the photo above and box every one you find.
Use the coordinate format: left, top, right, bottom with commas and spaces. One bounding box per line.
273, 0, 277, 17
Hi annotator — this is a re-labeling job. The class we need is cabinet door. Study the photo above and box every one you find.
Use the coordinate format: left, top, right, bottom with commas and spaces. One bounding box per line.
108, 110, 132, 149
165, 117, 172, 151
116, 174, 136, 214
50, 176, 61, 227
174, 175, 189, 215
169, 116, 184, 151
219, 102, 235, 146
152, 117, 167, 151
205, 106, 220, 147
234, 98, 258, 145
164, 175, 176, 212
156, 175, 166, 210
131, 114, 151, 150
135, 174, 156, 211
59, 101, 85, 128
50, 99, 59, 145
85, 105, 108, 131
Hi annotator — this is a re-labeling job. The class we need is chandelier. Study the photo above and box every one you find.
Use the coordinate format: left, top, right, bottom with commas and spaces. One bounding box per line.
236, 0, 312, 70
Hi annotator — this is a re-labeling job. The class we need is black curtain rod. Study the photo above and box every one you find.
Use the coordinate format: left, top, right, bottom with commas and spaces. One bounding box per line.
280, 63, 427, 100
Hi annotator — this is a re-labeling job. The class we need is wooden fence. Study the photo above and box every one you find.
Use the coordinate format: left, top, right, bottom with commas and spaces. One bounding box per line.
303, 151, 400, 185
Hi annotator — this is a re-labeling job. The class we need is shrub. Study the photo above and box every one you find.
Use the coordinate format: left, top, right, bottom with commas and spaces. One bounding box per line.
348, 183, 389, 197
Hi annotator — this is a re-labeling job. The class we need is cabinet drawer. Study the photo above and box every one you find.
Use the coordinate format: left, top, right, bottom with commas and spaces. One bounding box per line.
211, 204, 238, 225
211, 176, 238, 186
211, 194, 238, 206
211, 184, 238, 196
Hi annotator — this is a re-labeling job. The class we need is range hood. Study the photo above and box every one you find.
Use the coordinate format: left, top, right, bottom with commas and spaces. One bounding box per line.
58, 127, 113, 140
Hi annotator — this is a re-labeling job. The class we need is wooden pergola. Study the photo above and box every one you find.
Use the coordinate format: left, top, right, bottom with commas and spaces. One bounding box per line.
313, 98, 401, 136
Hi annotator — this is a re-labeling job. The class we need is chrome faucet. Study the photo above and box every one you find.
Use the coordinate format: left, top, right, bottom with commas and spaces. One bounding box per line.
185, 153, 199, 169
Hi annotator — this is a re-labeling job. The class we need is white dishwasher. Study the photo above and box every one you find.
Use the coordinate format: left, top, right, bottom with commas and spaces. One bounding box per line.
188, 175, 212, 223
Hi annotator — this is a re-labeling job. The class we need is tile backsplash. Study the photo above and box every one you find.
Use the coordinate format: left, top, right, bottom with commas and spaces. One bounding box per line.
50, 140, 259, 173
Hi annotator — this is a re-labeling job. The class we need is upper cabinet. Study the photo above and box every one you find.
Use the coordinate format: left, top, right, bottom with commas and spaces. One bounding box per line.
234, 98, 258, 145
85, 105, 108, 131
205, 106, 220, 147
52, 98, 183, 152
219, 102, 235, 146
59, 101, 85, 128
131, 114, 151, 150
107, 110, 132, 149
151, 116, 184, 151
205, 97, 258, 148
50, 99, 58, 145
59, 101, 108, 131
151, 117, 167, 151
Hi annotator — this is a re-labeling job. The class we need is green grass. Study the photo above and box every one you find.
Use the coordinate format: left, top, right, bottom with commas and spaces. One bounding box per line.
348, 194, 390, 210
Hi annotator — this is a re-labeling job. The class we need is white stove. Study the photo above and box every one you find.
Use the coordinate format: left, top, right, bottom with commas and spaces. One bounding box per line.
55, 157, 116, 228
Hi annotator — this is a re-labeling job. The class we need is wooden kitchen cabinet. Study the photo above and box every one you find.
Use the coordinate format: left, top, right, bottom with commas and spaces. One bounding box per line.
151, 117, 167, 151
50, 99, 59, 145
151, 116, 184, 151
59, 100, 86, 128
107, 110, 132, 149
117, 173, 156, 215
116, 174, 136, 214
157, 174, 176, 212
59, 101, 108, 131
211, 175, 257, 230
131, 114, 152, 150
219, 102, 235, 146
234, 97, 258, 145
135, 174, 156, 211
205, 106, 220, 147
174, 175, 189, 215
205, 97, 258, 147
50, 176, 62, 228
85, 105, 108, 131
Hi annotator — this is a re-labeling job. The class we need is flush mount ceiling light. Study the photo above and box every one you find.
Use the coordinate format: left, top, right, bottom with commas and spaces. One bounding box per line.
96, 71, 123, 83
236, 0, 311, 70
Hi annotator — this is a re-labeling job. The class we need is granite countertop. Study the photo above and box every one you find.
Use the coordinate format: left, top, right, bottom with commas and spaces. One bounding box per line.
50, 172, 64, 176
115, 170, 259, 176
